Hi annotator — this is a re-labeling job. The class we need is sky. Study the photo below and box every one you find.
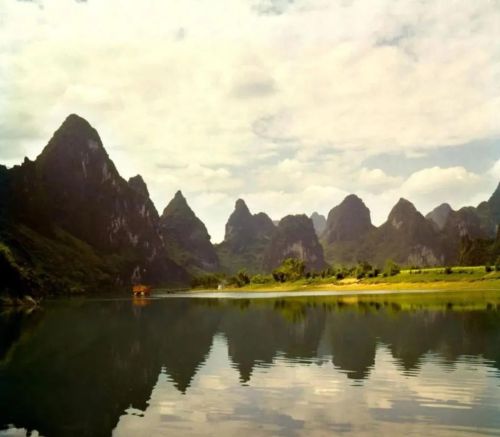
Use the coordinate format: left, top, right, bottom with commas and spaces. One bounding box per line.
1, 0, 499, 242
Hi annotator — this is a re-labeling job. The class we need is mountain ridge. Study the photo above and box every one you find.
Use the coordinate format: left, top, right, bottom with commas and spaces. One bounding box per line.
159, 190, 220, 274
1, 114, 499, 298
1, 114, 189, 298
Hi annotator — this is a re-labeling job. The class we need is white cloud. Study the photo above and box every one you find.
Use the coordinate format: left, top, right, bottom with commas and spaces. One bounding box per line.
400, 166, 483, 210
358, 168, 403, 193
241, 184, 349, 221
490, 159, 500, 179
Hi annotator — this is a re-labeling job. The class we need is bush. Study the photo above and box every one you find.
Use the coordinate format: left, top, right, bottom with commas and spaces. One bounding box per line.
250, 274, 273, 284
367, 268, 380, 278
229, 269, 251, 287
272, 270, 286, 283
383, 259, 400, 277
444, 266, 453, 274
272, 258, 306, 282
238, 269, 250, 284
485, 264, 493, 273
191, 273, 223, 289
320, 266, 335, 278
355, 261, 372, 279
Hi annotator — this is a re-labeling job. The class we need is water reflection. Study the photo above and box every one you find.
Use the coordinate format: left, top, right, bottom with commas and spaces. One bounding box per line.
0, 296, 500, 436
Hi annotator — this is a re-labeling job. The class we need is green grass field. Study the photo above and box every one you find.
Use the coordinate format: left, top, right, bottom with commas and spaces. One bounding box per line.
364, 266, 500, 283
210, 266, 500, 293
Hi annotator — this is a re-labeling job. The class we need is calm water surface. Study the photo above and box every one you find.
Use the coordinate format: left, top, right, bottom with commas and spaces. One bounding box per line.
1, 292, 500, 436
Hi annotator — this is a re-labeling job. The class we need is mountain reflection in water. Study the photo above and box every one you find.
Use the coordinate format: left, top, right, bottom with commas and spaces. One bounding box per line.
1, 296, 500, 436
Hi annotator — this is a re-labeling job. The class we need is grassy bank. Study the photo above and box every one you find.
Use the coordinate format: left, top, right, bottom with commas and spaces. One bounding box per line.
199, 266, 500, 293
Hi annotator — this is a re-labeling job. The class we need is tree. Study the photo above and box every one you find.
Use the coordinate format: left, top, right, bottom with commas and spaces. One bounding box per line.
250, 274, 273, 284
355, 261, 372, 279
272, 258, 306, 282
235, 269, 250, 287
383, 259, 400, 277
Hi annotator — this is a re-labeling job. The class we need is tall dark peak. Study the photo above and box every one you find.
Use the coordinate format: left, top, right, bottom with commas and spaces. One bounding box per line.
217, 199, 276, 274
263, 214, 326, 272
40, 113, 105, 159
253, 212, 276, 236
223, 199, 259, 247
473, 181, 500, 237
163, 190, 190, 212
438, 206, 485, 264
323, 194, 373, 244
128, 175, 149, 198
488, 182, 500, 222
62, 113, 98, 132
372, 198, 444, 266
1, 115, 189, 294
160, 192, 219, 273
174, 189, 186, 200
36, 114, 120, 192
310, 212, 326, 237
388, 198, 418, 222
234, 198, 250, 213
489, 181, 500, 201
426, 203, 453, 230
445, 207, 483, 237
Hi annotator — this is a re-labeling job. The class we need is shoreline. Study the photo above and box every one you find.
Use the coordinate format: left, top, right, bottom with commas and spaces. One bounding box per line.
186, 278, 500, 295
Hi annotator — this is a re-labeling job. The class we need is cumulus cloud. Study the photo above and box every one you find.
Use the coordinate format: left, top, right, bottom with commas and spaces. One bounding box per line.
490, 159, 500, 180
1, 0, 499, 239
400, 166, 484, 210
358, 168, 403, 193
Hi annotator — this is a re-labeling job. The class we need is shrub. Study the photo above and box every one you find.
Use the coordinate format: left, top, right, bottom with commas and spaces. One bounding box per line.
355, 261, 372, 279
272, 271, 286, 283
251, 274, 273, 284
485, 264, 493, 273
272, 258, 306, 282
238, 269, 250, 284
191, 273, 223, 289
228, 269, 251, 287
444, 266, 453, 274
383, 259, 400, 277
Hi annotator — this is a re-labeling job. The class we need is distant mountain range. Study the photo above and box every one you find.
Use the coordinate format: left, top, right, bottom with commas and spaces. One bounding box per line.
1, 115, 499, 297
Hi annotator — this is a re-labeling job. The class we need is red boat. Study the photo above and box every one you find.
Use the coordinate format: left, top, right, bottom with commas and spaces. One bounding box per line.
132, 284, 152, 296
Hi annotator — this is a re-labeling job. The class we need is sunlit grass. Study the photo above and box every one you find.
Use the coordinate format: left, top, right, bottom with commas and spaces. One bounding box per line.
210, 266, 500, 294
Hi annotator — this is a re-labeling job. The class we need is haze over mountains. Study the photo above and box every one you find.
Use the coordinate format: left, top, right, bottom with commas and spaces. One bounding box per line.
1, 115, 499, 296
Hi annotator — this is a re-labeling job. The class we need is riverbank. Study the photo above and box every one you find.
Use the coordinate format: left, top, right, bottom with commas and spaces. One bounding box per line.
191, 267, 500, 294
193, 280, 500, 294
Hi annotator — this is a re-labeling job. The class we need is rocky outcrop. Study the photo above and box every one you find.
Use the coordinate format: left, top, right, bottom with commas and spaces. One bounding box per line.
426, 185, 500, 264
369, 198, 444, 267
320, 195, 374, 265
477, 182, 500, 237
310, 212, 326, 236
159, 191, 219, 274
263, 214, 326, 272
0, 114, 188, 297
216, 199, 275, 274
323, 195, 373, 244
426, 203, 453, 230
222, 199, 275, 252
128, 175, 150, 198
